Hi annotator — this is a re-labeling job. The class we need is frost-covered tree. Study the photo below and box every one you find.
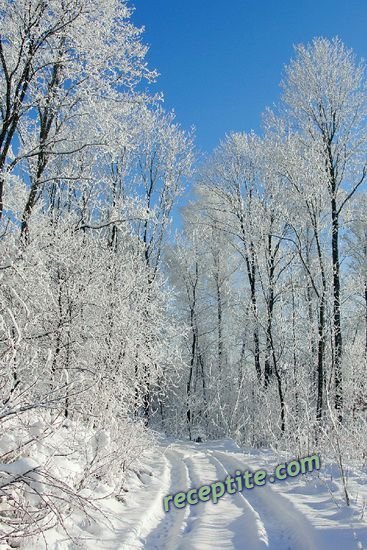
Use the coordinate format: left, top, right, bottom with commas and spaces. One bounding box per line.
280, 37, 367, 420
0, 0, 154, 224
166, 38, 367, 454
0, 0, 189, 544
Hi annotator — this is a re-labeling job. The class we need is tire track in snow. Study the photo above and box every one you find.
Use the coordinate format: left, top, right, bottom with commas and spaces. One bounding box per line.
143, 448, 192, 550
116, 451, 172, 549
171, 445, 268, 550
211, 450, 319, 550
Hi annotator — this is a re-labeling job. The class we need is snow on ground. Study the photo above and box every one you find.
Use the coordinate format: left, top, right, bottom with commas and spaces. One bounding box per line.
13, 438, 367, 549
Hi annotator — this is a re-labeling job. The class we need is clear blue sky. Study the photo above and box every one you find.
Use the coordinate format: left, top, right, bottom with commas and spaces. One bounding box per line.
133, 0, 367, 153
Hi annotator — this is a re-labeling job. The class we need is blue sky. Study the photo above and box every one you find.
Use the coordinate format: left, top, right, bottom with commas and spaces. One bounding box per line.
133, 0, 367, 153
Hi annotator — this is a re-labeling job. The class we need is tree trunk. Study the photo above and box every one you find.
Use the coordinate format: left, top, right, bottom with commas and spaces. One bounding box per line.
332, 197, 343, 421
246, 249, 261, 384
264, 233, 276, 388
316, 295, 326, 422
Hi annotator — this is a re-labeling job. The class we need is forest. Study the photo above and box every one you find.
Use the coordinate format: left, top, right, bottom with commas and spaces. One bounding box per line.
0, 0, 366, 547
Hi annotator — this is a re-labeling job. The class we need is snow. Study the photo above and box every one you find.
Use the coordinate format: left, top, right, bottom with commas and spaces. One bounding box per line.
0, 457, 39, 476
20, 438, 367, 549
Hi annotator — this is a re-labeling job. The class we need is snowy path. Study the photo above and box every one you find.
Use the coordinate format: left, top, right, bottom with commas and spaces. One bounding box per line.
136, 440, 367, 550
141, 442, 316, 550
144, 446, 267, 550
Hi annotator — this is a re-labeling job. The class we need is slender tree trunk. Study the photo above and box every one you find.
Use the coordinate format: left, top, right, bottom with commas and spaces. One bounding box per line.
264, 234, 276, 388
270, 335, 285, 433
305, 226, 317, 361
187, 307, 196, 438
264, 298, 274, 388
316, 294, 326, 422
314, 226, 327, 423
331, 196, 343, 421
245, 248, 261, 384
215, 271, 223, 373
237, 187, 262, 384
291, 275, 299, 420
187, 262, 199, 438
0, 44, 33, 220
143, 379, 150, 422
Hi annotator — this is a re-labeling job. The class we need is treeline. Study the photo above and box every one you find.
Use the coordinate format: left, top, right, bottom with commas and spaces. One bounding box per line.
0, 0, 192, 542
164, 38, 367, 458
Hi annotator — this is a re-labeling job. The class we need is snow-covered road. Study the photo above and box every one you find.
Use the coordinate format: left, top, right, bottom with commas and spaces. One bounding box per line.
134, 440, 367, 550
